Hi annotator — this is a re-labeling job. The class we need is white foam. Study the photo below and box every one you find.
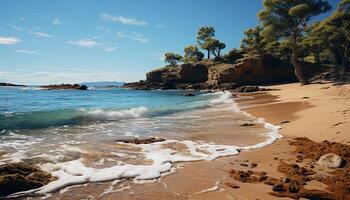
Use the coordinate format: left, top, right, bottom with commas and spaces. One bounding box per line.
6, 91, 283, 198
82, 107, 148, 121
210, 91, 233, 105
194, 181, 221, 195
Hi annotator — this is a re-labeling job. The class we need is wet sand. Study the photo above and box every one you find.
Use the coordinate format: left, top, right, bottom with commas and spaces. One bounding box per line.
30, 82, 350, 200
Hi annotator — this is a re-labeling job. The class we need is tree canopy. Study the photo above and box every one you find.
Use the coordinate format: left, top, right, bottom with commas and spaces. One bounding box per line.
241, 26, 267, 56
164, 52, 183, 66
258, 0, 331, 85
197, 26, 215, 59
183, 45, 204, 63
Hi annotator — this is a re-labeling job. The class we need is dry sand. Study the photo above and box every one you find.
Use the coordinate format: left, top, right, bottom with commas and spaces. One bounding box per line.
34, 82, 350, 200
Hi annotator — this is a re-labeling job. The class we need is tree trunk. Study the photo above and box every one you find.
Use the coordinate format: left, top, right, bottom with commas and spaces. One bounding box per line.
291, 34, 309, 85
207, 50, 210, 59
313, 52, 320, 65
336, 46, 347, 74
340, 53, 348, 73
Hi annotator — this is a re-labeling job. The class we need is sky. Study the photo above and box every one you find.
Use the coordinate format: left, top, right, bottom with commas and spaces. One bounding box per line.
0, 0, 340, 85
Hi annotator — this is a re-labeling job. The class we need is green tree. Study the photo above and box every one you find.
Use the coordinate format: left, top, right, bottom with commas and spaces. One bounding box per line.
223, 48, 243, 64
313, 0, 350, 71
301, 25, 326, 64
241, 26, 267, 56
164, 52, 183, 66
183, 45, 204, 63
197, 26, 215, 59
258, 0, 331, 85
202, 38, 226, 60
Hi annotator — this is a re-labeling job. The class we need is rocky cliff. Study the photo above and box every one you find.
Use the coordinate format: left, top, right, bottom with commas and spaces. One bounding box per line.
124, 55, 318, 90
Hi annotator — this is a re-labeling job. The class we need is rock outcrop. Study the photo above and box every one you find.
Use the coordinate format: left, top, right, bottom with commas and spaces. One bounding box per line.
234, 86, 276, 93
124, 55, 319, 90
40, 84, 88, 90
178, 63, 208, 83
0, 82, 26, 87
115, 137, 165, 144
0, 162, 53, 196
207, 55, 296, 87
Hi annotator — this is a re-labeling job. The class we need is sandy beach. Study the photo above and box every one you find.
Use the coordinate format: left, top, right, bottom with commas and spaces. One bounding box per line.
34, 81, 349, 200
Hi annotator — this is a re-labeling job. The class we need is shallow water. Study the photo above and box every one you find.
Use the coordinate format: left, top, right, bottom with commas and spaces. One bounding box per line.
0, 86, 281, 197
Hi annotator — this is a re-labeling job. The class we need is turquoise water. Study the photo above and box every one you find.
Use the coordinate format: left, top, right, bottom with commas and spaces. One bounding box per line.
0, 87, 221, 130
0, 86, 282, 197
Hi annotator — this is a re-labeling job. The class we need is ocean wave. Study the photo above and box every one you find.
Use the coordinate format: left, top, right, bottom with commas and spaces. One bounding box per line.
7, 116, 282, 197
0, 107, 148, 130
209, 91, 233, 104
0, 91, 234, 131
82, 107, 148, 121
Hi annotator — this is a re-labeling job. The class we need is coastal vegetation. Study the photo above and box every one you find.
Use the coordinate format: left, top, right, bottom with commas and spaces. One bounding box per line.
156, 0, 349, 88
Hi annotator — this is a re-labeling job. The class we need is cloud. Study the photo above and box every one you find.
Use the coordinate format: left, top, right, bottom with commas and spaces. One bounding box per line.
34, 32, 51, 38
28, 31, 52, 38
0, 69, 144, 85
104, 46, 118, 52
19, 17, 26, 21
52, 17, 63, 25
0, 36, 21, 45
67, 39, 99, 47
100, 13, 148, 26
15, 49, 50, 56
117, 32, 149, 43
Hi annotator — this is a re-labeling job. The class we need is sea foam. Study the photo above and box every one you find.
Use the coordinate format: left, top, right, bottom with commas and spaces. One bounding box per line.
6, 91, 282, 198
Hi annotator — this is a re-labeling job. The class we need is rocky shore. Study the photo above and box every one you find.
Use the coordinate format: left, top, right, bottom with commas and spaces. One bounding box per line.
0, 82, 26, 87
0, 162, 54, 197
123, 55, 320, 91
40, 84, 88, 90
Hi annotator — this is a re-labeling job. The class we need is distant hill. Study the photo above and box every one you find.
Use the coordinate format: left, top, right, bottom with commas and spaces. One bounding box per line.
81, 81, 125, 88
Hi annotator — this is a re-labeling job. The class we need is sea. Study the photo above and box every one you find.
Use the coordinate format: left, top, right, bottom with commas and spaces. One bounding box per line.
0, 85, 281, 197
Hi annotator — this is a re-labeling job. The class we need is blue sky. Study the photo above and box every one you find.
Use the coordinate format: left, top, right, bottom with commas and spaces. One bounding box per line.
0, 0, 339, 85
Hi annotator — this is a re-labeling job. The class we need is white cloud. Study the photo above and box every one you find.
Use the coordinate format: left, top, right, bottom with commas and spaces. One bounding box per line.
67, 39, 99, 47
34, 32, 52, 38
104, 46, 118, 52
15, 49, 50, 56
52, 17, 62, 25
117, 32, 149, 43
0, 36, 21, 45
19, 17, 26, 21
0, 69, 144, 85
100, 13, 148, 26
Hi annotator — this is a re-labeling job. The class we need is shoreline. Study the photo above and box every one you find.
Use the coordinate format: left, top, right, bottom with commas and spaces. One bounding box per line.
8, 81, 350, 199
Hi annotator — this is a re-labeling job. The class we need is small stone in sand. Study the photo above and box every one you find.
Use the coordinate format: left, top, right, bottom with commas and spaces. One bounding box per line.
250, 163, 258, 168
280, 121, 290, 124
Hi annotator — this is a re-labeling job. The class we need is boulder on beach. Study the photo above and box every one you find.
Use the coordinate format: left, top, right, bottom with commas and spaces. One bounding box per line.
317, 153, 344, 168
0, 162, 53, 196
